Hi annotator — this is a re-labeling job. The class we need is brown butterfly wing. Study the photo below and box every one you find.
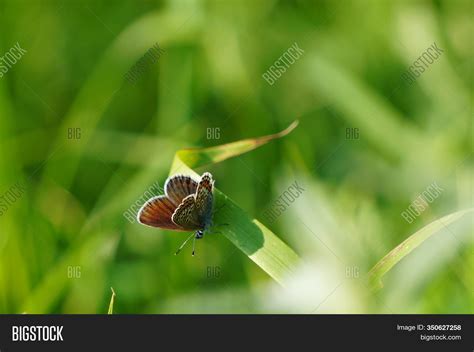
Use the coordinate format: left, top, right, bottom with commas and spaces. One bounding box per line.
165, 175, 198, 206
171, 194, 202, 230
137, 195, 185, 230
195, 172, 214, 219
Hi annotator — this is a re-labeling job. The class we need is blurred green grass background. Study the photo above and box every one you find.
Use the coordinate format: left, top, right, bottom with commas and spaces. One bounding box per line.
0, 0, 472, 313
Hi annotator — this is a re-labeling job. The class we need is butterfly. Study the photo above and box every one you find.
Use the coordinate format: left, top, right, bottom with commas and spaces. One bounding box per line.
137, 172, 216, 255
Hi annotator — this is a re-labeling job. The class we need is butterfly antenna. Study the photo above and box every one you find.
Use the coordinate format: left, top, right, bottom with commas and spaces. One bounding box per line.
192, 236, 197, 256
174, 233, 195, 256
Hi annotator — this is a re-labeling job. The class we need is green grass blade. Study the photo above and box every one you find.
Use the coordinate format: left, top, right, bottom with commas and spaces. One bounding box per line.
172, 120, 299, 169
368, 208, 474, 291
170, 121, 300, 286
108, 287, 116, 314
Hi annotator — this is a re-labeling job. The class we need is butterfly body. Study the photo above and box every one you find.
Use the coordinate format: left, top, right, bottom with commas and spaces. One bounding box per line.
137, 172, 215, 254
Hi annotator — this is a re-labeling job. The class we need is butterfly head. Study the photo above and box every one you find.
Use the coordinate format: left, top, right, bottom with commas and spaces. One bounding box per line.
195, 229, 204, 239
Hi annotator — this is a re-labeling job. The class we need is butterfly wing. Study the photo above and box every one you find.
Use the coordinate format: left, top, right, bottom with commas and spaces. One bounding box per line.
195, 172, 214, 221
138, 173, 214, 231
165, 174, 198, 206
137, 195, 185, 230
171, 194, 202, 230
